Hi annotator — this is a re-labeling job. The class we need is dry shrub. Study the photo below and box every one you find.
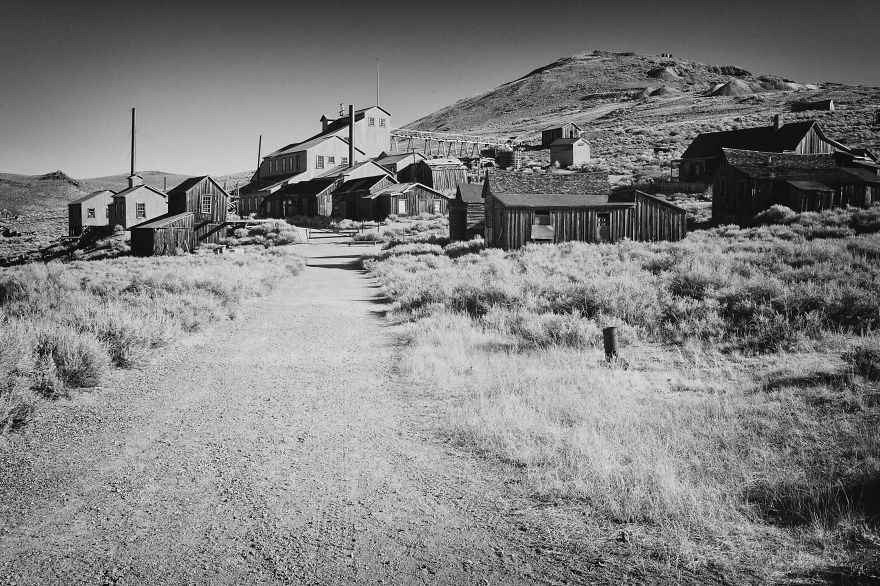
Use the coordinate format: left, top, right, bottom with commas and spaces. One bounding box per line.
33, 326, 110, 392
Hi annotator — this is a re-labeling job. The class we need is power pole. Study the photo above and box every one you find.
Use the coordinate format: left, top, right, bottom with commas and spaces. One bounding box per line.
130, 107, 136, 177
256, 135, 262, 179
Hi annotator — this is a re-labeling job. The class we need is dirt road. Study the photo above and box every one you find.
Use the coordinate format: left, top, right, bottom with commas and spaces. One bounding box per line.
0, 237, 578, 585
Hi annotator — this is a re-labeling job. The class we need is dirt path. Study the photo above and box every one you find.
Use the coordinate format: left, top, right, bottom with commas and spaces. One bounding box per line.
0, 238, 578, 585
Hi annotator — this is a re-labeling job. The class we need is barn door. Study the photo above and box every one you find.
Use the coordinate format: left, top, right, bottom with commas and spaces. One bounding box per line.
596, 213, 611, 242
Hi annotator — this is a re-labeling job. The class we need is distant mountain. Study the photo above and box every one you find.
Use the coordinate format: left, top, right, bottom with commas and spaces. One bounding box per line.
406, 50, 880, 179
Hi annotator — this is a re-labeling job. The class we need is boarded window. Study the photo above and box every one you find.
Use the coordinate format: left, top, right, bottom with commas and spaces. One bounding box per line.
87, 208, 96, 218
201, 194, 212, 214
136, 203, 146, 218
316, 155, 324, 169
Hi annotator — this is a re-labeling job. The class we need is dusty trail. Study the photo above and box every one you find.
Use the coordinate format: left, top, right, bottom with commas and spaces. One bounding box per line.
0, 237, 575, 585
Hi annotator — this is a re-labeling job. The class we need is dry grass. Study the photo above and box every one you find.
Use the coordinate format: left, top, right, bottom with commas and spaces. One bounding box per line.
0, 247, 305, 432
366, 210, 880, 582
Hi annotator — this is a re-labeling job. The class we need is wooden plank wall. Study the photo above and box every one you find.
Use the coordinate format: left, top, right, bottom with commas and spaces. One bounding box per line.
795, 126, 837, 155
131, 214, 194, 257
169, 177, 227, 224
498, 206, 632, 250
632, 193, 687, 241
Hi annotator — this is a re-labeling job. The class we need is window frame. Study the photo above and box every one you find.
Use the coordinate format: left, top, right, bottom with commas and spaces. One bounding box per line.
87, 207, 96, 219
379, 118, 386, 127
316, 155, 324, 169
136, 202, 146, 219
328, 156, 335, 166
368, 117, 375, 127
201, 194, 212, 214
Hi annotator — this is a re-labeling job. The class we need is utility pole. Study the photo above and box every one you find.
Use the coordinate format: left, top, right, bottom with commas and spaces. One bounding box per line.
376, 57, 380, 107
256, 135, 262, 179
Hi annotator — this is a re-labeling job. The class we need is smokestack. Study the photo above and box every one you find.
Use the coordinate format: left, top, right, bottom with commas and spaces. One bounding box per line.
256, 135, 262, 179
128, 108, 142, 188
348, 104, 355, 168
773, 114, 782, 132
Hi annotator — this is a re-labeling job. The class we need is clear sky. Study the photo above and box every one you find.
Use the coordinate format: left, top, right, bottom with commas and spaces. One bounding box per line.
1, 0, 877, 178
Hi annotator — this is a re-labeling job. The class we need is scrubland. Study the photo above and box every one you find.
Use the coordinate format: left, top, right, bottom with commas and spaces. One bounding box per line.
365, 205, 880, 582
0, 247, 304, 433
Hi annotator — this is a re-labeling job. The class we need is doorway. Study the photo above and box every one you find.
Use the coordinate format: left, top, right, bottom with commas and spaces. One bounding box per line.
596, 213, 611, 242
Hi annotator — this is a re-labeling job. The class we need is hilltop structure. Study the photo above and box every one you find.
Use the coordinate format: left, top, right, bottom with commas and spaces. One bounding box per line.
541, 122, 583, 148
550, 137, 591, 168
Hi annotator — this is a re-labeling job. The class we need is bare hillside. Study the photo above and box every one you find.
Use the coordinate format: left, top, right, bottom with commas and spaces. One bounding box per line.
406, 50, 880, 177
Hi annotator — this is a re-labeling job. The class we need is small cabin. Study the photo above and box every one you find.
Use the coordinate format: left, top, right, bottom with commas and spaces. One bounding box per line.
541, 123, 583, 148
370, 182, 450, 219
263, 178, 339, 218
108, 175, 167, 229
399, 158, 467, 196
448, 182, 485, 240
550, 138, 591, 168
130, 213, 194, 256
68, 189, 114, 236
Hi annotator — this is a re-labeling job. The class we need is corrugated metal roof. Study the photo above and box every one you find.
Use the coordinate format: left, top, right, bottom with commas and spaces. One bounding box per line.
130, 212, 193, 230
239, 172, 303, 194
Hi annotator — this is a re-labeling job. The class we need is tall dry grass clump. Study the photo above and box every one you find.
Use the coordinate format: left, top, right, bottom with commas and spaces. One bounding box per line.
367, 205, 880, 579
0, 248, 304, 431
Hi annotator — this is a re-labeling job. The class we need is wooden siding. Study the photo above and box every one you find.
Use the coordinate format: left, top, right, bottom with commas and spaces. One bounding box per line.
401, 162, 467, 195
632, 192, 688, 242
449, 200, 484, 240
495, 206, 632, 250
794, 126, 836, 155
168, 177, 228, 224
130, 214, 194, 257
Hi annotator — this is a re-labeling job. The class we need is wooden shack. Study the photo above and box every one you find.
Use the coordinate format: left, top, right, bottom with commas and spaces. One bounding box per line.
541, 123, 583, 148
332, 175, 397, 220
263, 178, 339, 218
712, 148, 880, 222
448, 182, 484, 240
130, 213, 194, 256
482, 170, 686, 249
550, 138, 591, 168
166, 176, 230, 246
368, 182, 450, 219
791, 99, 834, 113
68, 189, 114, 236
399, 158, 467, 196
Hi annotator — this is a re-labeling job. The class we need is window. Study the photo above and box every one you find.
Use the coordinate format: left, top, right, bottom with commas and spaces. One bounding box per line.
531, 210, 554, 242
368, 117, 375, 126
136, 203, 146, 218
87, 208, 96, 218
201, 194, 212, 214
379, 118, 386, 127
316, 155, 324, 169
105, 207, 110, 218
341, 157, 348, 165
282, 158, 287, 171
328, 156, 335, 166
296, 154, 301, 170
289, 157, 293, 170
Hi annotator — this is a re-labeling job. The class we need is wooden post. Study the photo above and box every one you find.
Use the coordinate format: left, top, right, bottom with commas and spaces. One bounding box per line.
602, 326, 619, 361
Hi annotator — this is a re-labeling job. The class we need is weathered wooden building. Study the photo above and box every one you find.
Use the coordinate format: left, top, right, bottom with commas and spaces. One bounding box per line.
482, 170, 686, 249
399, 158, 467, 196
712, 148, 880, 222
448, 182, 484, 240
263, 178, 340, 218
369, 182, 450, 219
541, 123, 583, 148
373, 152, 426, 178
130, 176, 230, 256
332, 175, 398, 220
130, 213, 194, 256
166, 176, 230, 245
791, 99, 834, 113
68, 189, 114, 236
549, 138, 591, 168
107, 175, 167, 229
678, 116, 850, 183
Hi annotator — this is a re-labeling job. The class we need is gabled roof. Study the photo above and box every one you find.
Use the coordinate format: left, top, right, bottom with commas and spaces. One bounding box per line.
239, 172, 303, 195
130, 212, 192, 230
682, 121, 821, 159
543, 122, 582, 131
70, 189, 114, 205
374, 152, 425, 166
167, 176, 206, 195
422, 157, 466, 168
315, 159, 395, 180
456, 182, 484, 203
112, 183, 167, 200
493, 193, 624, 209
371, 182, 449, 199
335, 175, 394, 194
267, 135, 366, 158
550, 138, 588, 147
841, 167, 880, 184
265, 178, 339, 201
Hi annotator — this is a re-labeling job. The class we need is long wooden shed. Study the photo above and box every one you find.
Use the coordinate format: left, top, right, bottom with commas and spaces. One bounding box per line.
130, 212, 194, 256
369, 182, 450, 219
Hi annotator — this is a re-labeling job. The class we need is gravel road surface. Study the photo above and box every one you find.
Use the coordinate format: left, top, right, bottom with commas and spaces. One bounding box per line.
0, 237, 581, 585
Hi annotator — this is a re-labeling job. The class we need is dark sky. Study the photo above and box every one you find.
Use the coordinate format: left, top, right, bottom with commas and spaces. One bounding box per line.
1, 0, 877, 178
